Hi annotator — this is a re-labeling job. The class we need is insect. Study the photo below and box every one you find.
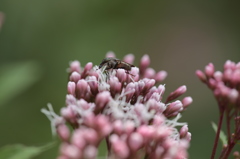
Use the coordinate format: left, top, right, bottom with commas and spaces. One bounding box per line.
99, 57, 135, 76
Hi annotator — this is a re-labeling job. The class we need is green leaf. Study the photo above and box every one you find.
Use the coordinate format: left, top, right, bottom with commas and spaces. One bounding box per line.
0, 61, 42, 106
0, 142, 56, 159
211, 121, 228, 146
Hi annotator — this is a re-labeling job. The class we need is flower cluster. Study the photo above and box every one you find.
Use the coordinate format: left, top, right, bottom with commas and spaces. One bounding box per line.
42, 53, 192, 159
196, 60, 240, 159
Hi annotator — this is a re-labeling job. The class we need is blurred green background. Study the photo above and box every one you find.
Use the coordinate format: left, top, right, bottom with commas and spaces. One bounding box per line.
0, 1, 240, 158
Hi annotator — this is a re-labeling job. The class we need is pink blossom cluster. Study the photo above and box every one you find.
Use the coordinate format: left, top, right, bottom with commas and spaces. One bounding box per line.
196, 61, 240, 104
196, 60, 240, 159
42, 53, 192, 159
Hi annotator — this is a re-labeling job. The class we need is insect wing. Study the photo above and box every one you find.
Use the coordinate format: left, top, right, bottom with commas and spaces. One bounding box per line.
116, 61, 134, 70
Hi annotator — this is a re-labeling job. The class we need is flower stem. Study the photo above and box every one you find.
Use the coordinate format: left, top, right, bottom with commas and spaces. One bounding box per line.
226, 111, 231, 145
211, 110, 224, 159
220, 141, 236, 159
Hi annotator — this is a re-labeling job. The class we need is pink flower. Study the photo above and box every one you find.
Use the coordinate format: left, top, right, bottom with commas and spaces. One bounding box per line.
196, 60, 240, 159
42, 52, 192, 159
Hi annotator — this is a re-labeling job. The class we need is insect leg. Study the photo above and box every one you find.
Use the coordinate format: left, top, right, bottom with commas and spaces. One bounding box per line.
125, 70, 135, 77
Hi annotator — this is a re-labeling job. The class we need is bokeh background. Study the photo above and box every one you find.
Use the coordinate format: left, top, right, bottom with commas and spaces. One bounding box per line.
0, 1, 240, 158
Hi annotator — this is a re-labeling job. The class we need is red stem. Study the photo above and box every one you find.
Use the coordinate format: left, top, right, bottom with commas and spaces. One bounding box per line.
211, 110, 224, 159
220, 141, 236, 159
226, 111, 231, 145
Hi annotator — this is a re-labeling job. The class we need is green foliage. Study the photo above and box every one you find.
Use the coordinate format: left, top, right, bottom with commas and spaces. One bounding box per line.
0, 142, 55, 159
211, 121, 227, 146
0, 61, 42, 106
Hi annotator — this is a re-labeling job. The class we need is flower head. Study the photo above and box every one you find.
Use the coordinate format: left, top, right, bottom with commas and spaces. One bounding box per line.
196, 60, 240, 158
42, 53, 192, 159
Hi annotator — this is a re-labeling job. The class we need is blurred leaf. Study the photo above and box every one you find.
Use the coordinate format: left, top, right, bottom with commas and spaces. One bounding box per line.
211, 121, 227, 146
0, 61, 42, 106
0, 142, 56, 159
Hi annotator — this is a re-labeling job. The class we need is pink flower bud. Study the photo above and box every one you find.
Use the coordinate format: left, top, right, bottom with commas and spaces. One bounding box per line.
76, 79, 89, 99
155, 146, 164, 157
83, 113, 96, 127
109, 76, 122, 95
85, 62, 93, 71
180, 125, 189, 139
144, 68, 156, 79
140, 54, 150, 75
61, 144, 81, 159
232, 70, 240, 85
155, 70, 167, 82
109, 134, 119, 144
150, 92, 161, 101
166, 85, 187, 103
157, 84, 165, 94
83, 145, 97, 159
236, 62, 240, 69
223, 69, 232, 82
130, 67, 140, 81
136, 80, 145, 93
205, 63, 215, 77
67, 82, 76, 95
218, 84, 229, 97
69, 61, 81, 73
153, 115, 165, 126
96, 115, 112, 136
81, 62, 93, 78
214, 89, 221, 98
147, 99, 166, 113
125, 82, 136, 102
57, 124, 70, 141
83, 128, 98, 145
182, 96, 193, 109
113, 120, 123, 135
77, 99, 90, 110
87, 76, 98, 95
69, 71, 81, 83
196, 70, 207, 82
116, 69, 127, 83
164, 100, 183, 117
228, 89, 239, 103
143, 78, 155, 93
95, 91, 111, 111
128, 132, 143, 151
155, 126, 172, 140
111, 139, 129, 158
137, 125, 155, 140
123, 54, 135, 64
233, 151, 240, 158
124, 120, 135, 134
71, 129, 86, 149
162, 138, 175, 150
65, 94, 76, 105
224, 60, 234, 70
214, 71, 223, 81
145, 86, 158, 101
106, 51, 115, 57
60, 107, 75, 121
209, 78, 217, 89
186, 132, 192, 141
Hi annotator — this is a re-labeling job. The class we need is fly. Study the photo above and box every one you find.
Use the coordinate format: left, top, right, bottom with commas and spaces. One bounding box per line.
99, 57, 135, 76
